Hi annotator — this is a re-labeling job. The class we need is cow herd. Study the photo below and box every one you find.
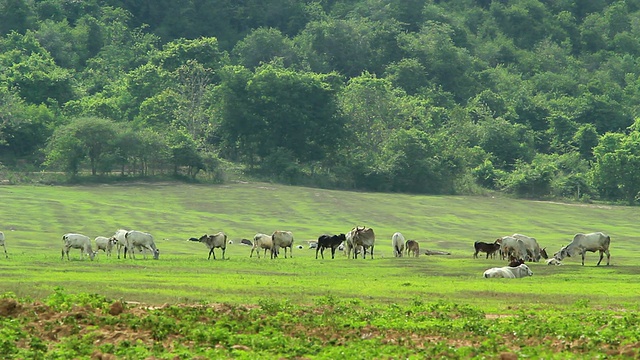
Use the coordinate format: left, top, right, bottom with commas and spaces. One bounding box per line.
0, 228, 613, 279
474, 231, 612, 279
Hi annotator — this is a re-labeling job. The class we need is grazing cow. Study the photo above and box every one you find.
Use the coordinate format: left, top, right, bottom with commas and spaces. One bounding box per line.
240, 239, 253, 246
392, 232, 405, 257
554, 232, 611, 266
540, 247, 549, 260
124, 230, 160, 260
271, 230, 294, 259
316, 233, 346, 259
95, 236, 116, 256
483, 264, 533, 278
349, 226, 375, 259
62, 233, 96, 261
188, 232, 227, 260
511, 234, 543, 262
498, 236, 528, 262
0, 231, 7, 259
250, 233, 273, 258
473, 240, 501, 259
110, 229, 129, 259
405, 240, 420, 257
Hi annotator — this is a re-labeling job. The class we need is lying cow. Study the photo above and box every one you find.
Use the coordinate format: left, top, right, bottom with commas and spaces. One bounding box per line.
483, 264, 533, 278
554, 232, 611, 266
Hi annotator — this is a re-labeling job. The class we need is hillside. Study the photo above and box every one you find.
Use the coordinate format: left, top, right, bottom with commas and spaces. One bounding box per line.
2, 1, 640, 203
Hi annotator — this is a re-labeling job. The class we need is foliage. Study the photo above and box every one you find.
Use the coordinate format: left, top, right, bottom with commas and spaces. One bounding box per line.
6, 0, 640, 202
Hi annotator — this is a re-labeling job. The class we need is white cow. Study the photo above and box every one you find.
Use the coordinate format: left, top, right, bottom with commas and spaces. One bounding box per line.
554, 232, 611, 266
110, 229, 129, 259
483, 264, 533, 278
546, 258, 563, 266
391, 232, 405, 257
250, 233, 273, 258
349, 226, 376, 259
124, 230, 160, 260
271, 230, 294, 259
188, 232, 227, 259
62, 233, 96, 261
511, 233, 543, 262
0, 231, 7, 258
95, 236, 116, 256
498, 236, 528, 261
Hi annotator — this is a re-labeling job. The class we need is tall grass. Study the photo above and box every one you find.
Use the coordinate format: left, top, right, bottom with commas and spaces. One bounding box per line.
1, 182, 638, 312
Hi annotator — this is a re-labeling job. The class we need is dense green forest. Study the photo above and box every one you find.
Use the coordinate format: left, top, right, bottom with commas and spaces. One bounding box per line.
2, 0, 640, 203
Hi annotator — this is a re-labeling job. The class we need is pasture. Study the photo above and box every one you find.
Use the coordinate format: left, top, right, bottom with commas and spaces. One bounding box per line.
1, 182, 640, 358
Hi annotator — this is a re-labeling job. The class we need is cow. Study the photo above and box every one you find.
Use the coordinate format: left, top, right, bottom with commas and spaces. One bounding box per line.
391, 232, 405, 257
0, 231, 7, 259
95, 236, 116, 256
61, 233, 96, 261
250, 233, 273, 258
348, 226, 375, 259
405, 240, 420, 257
483, 264, 533, 278
498, 236, 528, 262
271, 230, 294, 259
316, 233, 346, 259
110, 229, 129, 259
546, 258, 562, 266
240, 239, 253, 246
188, 232, 227, 260
473, 240, 500, 259
511, 234, 543, 262
554, 232, 611, 266
124, 230, 160, 260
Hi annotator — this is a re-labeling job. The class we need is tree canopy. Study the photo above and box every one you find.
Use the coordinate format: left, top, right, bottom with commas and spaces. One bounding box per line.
3, 0, 640, 203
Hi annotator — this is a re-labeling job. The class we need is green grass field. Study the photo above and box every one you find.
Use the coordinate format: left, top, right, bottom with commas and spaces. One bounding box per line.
3, 182, 640, 358
1, 182, 638, 313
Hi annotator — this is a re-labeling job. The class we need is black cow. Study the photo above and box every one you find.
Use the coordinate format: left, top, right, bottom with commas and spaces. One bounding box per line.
473, 240, 501, 259
316, 233, 346, 259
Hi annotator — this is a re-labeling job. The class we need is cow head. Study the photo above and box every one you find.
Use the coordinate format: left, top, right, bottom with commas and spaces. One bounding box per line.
519, 264, 533, 276
554, 246, 571, 260
540, 247, 548, 259
152, 248, 160, 260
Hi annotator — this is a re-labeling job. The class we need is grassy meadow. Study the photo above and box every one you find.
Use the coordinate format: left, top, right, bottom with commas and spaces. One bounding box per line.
1, 182, 639, 313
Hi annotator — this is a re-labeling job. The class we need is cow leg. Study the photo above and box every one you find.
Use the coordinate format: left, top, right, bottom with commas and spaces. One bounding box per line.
316, 247, 320, 259
606, 249, 611, 265
331, 246, 336, 259
222, 247, 226, 260
208, 248, 214, 260
581, 251, 586, 266
597, 250, 604, 266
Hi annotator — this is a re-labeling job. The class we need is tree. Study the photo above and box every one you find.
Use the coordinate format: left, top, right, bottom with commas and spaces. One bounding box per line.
45, 117, 119, 176
232, 27, 301, 70
591, 122, 640, 203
